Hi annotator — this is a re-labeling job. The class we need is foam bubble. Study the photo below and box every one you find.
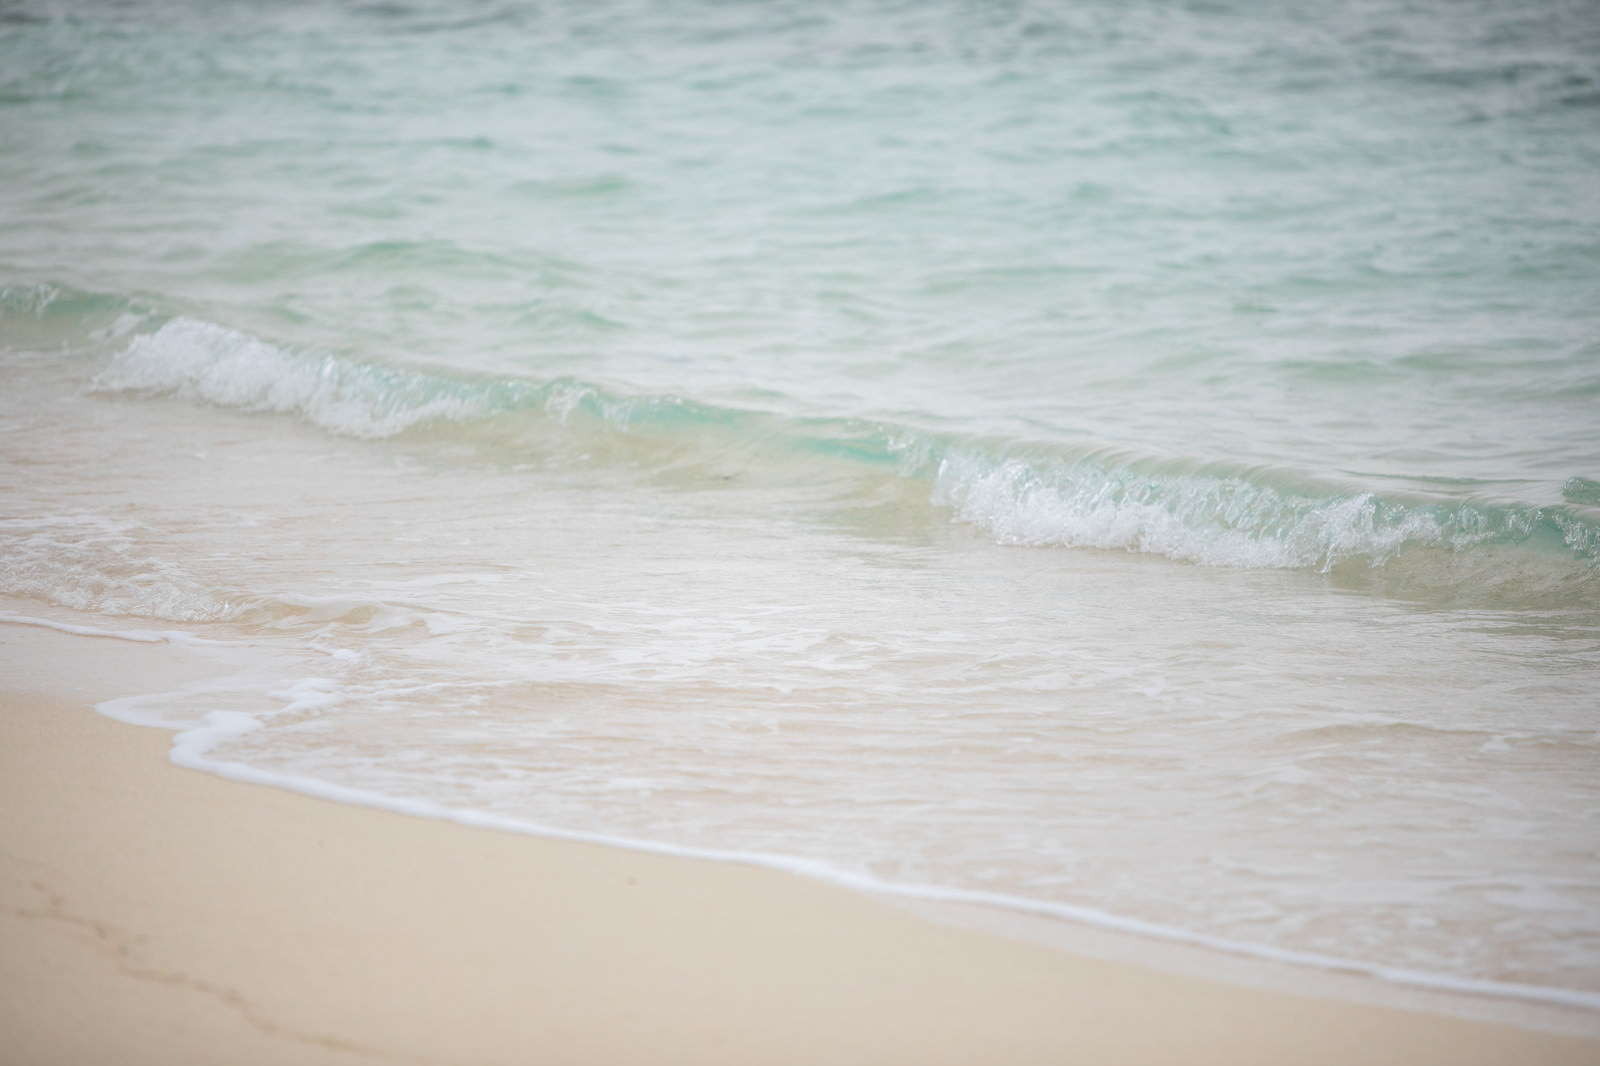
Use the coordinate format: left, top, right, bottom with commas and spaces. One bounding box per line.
0, 515, 235, 623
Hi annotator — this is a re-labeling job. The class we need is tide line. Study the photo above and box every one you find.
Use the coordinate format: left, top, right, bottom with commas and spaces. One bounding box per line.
118, 687, 1600, 1018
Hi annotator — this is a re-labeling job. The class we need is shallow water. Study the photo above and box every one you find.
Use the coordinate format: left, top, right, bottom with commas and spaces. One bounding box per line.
3, 0, 1599, 1002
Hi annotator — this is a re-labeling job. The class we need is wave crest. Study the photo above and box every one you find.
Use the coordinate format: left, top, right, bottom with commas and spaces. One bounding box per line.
93, 318, 504, 438
88, 316, 1600, 591
931, 449, 1587, 575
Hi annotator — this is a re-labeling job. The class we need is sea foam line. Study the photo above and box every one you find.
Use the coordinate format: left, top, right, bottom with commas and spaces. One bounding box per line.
0, 611, 211, 645
102, 682, 1600, 1017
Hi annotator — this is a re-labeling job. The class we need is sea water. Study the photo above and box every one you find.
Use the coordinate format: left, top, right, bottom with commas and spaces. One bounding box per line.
3, 0, 1599, 1006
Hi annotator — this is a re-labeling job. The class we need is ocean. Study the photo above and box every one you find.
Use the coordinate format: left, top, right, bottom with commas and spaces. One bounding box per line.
3, 0, 1599, 1007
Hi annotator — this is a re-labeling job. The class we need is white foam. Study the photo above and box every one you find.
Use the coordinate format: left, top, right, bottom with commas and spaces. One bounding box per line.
0, 515, 235, 624
93, 318, 484, 439
931, 451, 1455, 571
0, 610, 204, 645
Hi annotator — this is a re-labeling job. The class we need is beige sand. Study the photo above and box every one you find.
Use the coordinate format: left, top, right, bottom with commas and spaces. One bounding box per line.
2, 621, 1597, 1066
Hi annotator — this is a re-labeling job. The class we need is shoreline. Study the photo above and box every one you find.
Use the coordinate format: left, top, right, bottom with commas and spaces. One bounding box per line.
3, 619, 1598, 1064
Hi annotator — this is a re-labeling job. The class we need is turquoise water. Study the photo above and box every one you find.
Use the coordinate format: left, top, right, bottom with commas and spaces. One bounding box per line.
3, 0, 1600, 1003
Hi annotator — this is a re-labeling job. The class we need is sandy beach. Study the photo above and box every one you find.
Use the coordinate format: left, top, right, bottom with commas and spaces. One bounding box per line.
7, 2, 1600, 1060
0, 620, 1594, 1065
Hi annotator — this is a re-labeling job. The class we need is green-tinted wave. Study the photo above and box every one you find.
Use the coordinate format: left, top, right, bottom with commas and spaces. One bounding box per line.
72, 310, 1600, 607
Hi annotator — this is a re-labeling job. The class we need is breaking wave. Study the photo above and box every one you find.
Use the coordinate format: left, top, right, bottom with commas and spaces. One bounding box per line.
72, 313, 1600, 594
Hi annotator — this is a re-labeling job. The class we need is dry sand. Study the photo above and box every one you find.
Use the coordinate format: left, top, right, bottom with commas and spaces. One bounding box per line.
2, 619, 1597, 1066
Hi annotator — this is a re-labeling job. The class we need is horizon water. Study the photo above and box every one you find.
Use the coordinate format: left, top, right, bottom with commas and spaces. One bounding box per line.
3, 0, 1600, 1008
